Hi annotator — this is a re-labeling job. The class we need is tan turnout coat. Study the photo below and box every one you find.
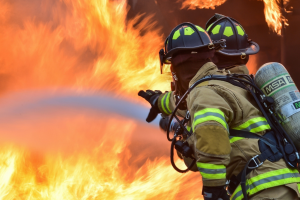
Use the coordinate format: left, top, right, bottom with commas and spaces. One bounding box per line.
158, 62, 300, 199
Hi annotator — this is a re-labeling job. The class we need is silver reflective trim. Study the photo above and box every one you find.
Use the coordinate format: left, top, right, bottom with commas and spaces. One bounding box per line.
239, 120, 269, 132
231, 172, 300, 200
247, 172, 300, 191
197, 167, 226, 175
194, 112, 228, 130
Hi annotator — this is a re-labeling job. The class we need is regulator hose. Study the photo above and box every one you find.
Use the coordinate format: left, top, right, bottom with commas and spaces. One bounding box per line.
170, 136, 196, 173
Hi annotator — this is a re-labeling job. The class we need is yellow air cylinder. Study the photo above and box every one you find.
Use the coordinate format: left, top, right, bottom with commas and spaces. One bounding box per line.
255, 62, 300, 149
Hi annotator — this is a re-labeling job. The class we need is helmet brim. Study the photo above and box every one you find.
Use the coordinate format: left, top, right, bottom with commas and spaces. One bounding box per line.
163, 44, 214, 64
217, 41, 260, 56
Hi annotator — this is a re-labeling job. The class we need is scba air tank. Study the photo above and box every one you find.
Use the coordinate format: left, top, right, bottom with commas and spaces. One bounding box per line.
255, 62, 300, 149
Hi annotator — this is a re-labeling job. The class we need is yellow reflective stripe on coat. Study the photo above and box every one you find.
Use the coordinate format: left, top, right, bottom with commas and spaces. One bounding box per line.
160, 92, 172, 115
186, 126, 191, 132
231, 168, 300, 200
193, 108, 228, 131
197, 162, 226, 180
232, 117, 270, 133
229, 136, 244, 143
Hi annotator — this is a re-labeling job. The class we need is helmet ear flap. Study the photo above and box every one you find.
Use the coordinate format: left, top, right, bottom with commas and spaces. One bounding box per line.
159, 49, 165, 74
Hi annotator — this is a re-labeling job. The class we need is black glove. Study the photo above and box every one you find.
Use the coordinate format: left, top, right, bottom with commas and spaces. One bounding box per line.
138, 90, 162, 122
202, 186, 229, 200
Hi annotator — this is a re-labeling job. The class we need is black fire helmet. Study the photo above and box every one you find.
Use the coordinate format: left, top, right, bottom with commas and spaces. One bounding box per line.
205, 14, 259, 59
159, 22, 225, 73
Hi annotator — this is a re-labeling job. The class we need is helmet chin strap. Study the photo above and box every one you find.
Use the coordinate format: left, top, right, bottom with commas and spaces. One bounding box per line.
171, 71, 187, 110
171, 71, 179, 95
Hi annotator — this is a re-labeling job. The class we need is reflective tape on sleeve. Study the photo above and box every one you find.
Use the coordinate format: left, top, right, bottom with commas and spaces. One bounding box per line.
197, 162, 226, 180
160, 92, 172, 115
193, 108, 228, 131
232, 117, 270, 133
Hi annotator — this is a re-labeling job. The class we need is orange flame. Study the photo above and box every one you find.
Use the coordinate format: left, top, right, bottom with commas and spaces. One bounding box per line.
180, 0, 226, 10
262, 0, 289, 35
0, 96, 202, 199
180, 0, 289, 35
0, 0, 171, 97
0, 0, 203, 199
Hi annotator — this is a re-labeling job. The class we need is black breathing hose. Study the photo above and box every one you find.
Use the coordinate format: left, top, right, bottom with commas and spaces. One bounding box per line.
170, 137, 196, 173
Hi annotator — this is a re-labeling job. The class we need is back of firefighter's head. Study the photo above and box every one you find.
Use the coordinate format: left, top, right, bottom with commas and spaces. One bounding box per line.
205, 14, 260, 69
159, 22, 218, 94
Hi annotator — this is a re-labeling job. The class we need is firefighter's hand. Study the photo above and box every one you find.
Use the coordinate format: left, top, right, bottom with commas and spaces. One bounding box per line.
138, 90, 162, 122
202, 186, 229, 200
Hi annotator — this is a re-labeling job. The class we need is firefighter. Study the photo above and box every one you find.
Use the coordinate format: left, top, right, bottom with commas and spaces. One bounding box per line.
138, 19, 300, 200
149, 14, 255, 129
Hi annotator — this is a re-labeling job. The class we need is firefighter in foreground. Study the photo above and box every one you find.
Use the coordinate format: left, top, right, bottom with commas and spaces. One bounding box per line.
138, 19, 300, 200
155, 14, 256, 131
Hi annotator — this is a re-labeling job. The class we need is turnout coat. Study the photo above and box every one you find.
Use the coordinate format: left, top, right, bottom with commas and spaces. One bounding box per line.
158, 62, 300, 200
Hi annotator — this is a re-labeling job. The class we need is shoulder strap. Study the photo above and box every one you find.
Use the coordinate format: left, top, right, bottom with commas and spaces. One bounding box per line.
230, 129, 276, 146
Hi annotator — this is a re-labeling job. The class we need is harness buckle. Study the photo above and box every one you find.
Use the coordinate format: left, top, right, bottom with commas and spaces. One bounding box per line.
248, 155, 263, 169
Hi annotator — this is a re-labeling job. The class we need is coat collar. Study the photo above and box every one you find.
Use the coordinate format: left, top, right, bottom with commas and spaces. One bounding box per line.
227, 65, 249, 75
189, 62, 218, 86
189, 63, 250, 87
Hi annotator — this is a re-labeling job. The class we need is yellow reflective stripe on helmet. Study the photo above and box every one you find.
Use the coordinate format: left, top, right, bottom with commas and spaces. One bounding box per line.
212, 25, 221, 34
206, 24, 213, 31
160, 92, 172, 115
236, 26, 245, 36
229, 136, 244, 143
173, 30, 180, 40
232, 117, 270, 133
223, 26, 234, 37
193, 108, 228, 131
186, 126, 191, 132
184, 27, 195, 35
197, 162, 226, 180
231, 168, 300, 200
196, 25, 205, 32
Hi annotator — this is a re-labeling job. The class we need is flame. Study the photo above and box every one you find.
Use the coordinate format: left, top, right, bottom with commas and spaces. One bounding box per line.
179, 0, 226, 10
262, 0, 289, 35
180, 0, 289, 35
0, 0, 203, 199
0, 97, 202, 199
1, 0, 290, 198
0, 0, 171, 97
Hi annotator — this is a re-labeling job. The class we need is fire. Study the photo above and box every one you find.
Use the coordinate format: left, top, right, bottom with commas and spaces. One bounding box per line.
0, 0, 202, 199
0, 0, 290, 198
179, 0, 226, 10
180, 0, 289, 35
262, 0, 289, 35
0, 0, 171, 97
0, 94, 202, 199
